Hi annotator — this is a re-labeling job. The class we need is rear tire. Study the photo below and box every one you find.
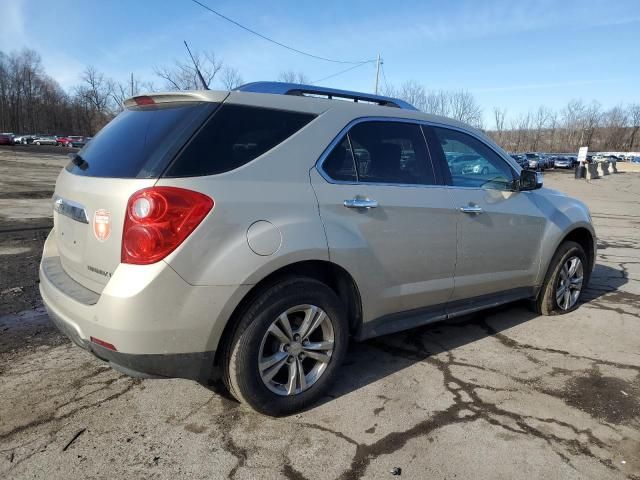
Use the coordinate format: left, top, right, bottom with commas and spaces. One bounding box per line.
534, 241, 588, 315
223, 277, 348, 416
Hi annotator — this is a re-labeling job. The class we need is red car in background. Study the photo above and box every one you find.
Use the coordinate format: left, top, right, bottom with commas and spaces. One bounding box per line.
0, 133, 15, 145
57, 136, 87, 148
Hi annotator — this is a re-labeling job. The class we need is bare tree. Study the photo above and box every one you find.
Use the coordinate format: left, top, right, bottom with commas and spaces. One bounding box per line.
448, 90, 483, 128
220, 66, 244, 90
155, 51, 223, 90
278, 70, 310, 84
384, 80, 483, 128
627, 103, 640, 150
582, 101, 602, 148
78, 66, 112, 112
398, 80, 427, 110
602, 105, 627, 150
492, 107, 507, 147
546, 111, 558, 152
493, 107, 506, 132
515, 112, 531, 152
424, 90, 449, 117
532, 106, 550, 151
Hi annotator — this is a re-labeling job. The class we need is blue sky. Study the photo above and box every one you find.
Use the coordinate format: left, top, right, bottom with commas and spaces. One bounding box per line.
1, 0, 638, 125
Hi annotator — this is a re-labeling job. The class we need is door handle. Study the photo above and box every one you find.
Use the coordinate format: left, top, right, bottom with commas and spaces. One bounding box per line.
344, 198, 379, 209
460, 205, 483, 214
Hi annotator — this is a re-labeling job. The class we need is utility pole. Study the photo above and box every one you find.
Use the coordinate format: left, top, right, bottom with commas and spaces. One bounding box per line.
130, 73, 134, 97
374, 53, 382, 95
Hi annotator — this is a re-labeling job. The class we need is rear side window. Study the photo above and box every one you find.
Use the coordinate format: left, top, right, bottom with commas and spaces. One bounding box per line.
348, 122, 435, 185
322, 137, 357, 182
164, 104, 316, 177
66, 102, 214, 178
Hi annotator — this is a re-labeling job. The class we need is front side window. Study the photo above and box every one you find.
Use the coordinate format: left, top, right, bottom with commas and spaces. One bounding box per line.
432, 127, 515, 190
348, 121, 435, 185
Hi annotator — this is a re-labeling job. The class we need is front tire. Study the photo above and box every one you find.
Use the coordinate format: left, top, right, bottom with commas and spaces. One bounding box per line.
223, 277, 348, 416
535, 241, 588, 315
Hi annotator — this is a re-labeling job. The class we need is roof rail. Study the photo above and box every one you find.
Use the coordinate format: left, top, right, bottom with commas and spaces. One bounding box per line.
233, 81, 418, 111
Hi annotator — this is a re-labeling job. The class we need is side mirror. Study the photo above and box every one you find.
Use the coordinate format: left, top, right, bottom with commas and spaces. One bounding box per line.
519, 169, 543, 190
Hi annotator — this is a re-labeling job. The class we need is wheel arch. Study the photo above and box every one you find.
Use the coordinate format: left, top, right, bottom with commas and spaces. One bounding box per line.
540, 226, 596, 290
561, 227, 596, 272
213, 260, 362, 368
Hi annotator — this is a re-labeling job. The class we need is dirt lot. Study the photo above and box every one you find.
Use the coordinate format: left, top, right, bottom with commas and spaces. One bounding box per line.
1, 146, 639, 480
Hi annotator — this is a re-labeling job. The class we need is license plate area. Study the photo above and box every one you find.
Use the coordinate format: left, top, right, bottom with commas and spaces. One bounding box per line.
56, 213, 87, 264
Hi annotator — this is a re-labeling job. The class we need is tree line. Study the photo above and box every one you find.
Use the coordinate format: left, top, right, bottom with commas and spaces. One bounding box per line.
1, 47, 638, 153
383, 80, 640, 153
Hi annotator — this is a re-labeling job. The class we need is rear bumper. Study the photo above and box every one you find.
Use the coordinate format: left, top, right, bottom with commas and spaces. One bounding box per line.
44, 304, 216, 380
39, 231, 251, 380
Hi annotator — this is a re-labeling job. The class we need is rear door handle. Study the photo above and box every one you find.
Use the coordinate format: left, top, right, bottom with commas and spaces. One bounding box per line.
460, 205, 483, 214
344, 198, 379, 209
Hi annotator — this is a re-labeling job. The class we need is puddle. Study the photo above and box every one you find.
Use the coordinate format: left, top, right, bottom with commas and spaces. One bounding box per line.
563, 369, 640, 424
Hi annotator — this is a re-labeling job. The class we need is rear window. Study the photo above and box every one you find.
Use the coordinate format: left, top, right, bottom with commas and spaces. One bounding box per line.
66, 102, 215, 178
163, 104, 316, 177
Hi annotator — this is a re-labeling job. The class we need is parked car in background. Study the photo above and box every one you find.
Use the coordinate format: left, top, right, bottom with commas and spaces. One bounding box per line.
56, 136, 71, 147
0, 133, 15, 145
541, 154, 553, 169
40, 82, 597, 415
525, 153, 543, 170
13, 134, 33, 144
510, 154, 529, 170
554, 156, 573, 168
69, 136, 88, 148
446, 154, 501, 176
545, 155, 555, 168
56, 136, 85, 147
33, 135, 58, 145
631, 157, 640, 164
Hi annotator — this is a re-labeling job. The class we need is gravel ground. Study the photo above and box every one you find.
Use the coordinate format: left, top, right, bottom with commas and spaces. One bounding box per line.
0, 146, 639, 480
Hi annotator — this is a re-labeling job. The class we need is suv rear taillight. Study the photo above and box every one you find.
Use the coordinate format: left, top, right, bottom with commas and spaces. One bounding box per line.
122, 187, 213, 265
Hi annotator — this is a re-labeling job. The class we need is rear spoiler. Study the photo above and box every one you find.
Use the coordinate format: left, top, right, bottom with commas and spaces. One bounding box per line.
123, 91, 229, 109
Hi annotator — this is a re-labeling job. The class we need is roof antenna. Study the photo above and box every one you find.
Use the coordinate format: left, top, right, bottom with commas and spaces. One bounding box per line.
183, 40, 209, 90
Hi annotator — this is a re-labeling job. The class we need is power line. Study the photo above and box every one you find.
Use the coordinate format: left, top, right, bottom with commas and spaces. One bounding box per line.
312, 61, 372, 85
190, 0, 375, 65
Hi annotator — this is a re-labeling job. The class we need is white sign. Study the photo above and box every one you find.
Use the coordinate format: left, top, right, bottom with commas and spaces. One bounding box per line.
577, 146, 588, 164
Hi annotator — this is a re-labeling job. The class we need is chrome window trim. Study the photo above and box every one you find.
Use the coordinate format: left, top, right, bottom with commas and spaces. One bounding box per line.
315, 116, 520, 188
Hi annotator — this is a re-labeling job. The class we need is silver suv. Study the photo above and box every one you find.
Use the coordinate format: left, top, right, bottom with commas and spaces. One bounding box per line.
40, 82, 596, 415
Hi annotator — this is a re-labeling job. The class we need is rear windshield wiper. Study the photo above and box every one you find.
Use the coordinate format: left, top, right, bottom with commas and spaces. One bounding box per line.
68, 153, 89, 171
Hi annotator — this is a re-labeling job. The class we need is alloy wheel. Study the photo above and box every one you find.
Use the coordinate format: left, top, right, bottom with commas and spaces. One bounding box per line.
258, 304, 334, 396
556, 256, 583, 310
